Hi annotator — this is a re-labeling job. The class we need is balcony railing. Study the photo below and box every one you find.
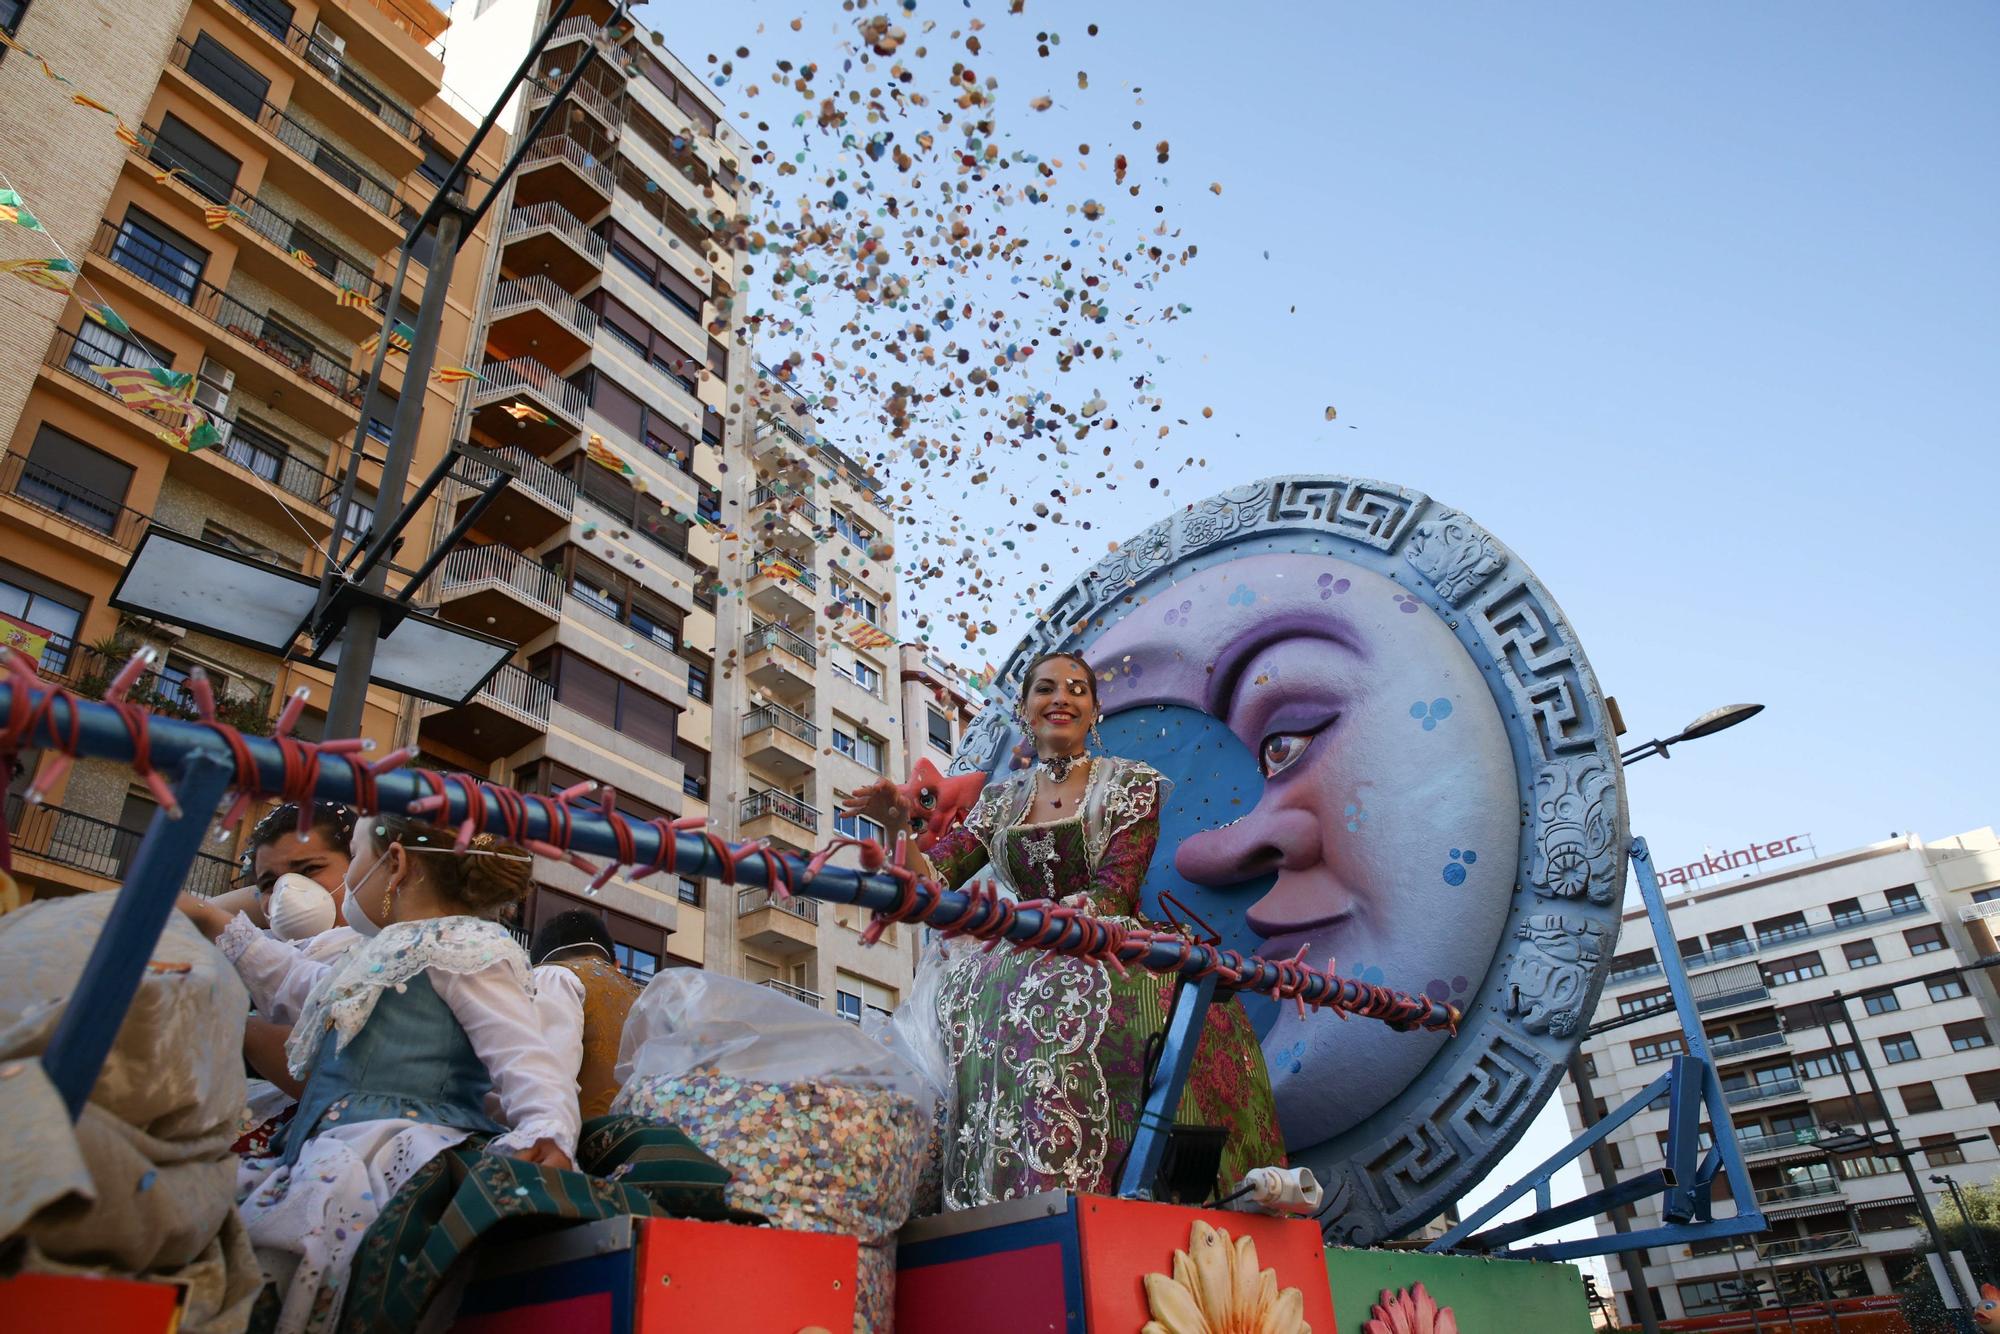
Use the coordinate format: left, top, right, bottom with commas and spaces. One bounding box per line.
738, 886, 820, 924
459, 445, 576, 515
491, 274, 598, 340
568, 457, 705, 574
1608, 960, 1665, 985
745, 621, 818, 666
127, 134, 383, 301
435, 544, 564, 615
740, 789, 819, 832
744, 703, 818, 746
504, 201, 607, 263
751, 483, 819, 524
1753, 1177, 1842, 1207
1755, 1230, 1860, 1261
1680, 900, 1929, 972
474, 357, 587, 424
528, 67, 622, 127
465, 662, 554, 726
757, 977, 822, 1007
520, 134, 614, 194
5, 794, 236, 896
2, 450, 149, 549
1708, 1031, 1790, 1062
220, 0, 422, 141
207, 282, 368, 407
752, 550, 818, 590
1961, 900, 2000, 922
1735, 1126, 1823, 1157
1725, 1075, 1805, 1106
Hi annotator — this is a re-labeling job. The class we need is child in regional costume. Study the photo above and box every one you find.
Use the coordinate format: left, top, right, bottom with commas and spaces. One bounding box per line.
178, 813, 578, 1333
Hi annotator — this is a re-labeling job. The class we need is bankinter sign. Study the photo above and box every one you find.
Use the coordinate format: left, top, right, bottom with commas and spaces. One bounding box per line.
1660, 834, 1811, 888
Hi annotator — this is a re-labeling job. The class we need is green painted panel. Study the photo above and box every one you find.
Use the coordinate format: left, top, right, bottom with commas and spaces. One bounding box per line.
1323, 1247, 1592, 1334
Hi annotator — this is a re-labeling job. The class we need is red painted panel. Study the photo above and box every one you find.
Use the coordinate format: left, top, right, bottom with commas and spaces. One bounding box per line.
0, 1273, 183, 1332
896, 1241, 1071, 1334
453, 1292, 614, 1334
1076, 1196, 1336, 1332
633, 1218, 857, 1333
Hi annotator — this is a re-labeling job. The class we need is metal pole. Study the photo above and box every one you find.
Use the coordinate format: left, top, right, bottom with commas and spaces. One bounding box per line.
1568, 1051, 1663, 1334
1940, 1173, 1993, 1282
323, 206, 465, 737
1726, 1244, 1766, 1333
1817, 993, 1976, 1331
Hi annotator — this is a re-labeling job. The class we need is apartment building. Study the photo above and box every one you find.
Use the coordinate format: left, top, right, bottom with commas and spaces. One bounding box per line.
897, 644, 987, 780
435, 5, 920, 1016
0, 0, 498, 899
1565, 827, 2000, 1325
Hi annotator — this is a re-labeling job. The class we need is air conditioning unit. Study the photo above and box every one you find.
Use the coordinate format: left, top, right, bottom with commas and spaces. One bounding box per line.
209, 419, 234, 451
308, 25, 345, 76
198, 357, 235, 394
193, 379, 231, 417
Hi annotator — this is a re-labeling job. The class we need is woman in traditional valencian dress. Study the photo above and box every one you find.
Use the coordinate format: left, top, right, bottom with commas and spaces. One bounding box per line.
842, 651, 1285, 1208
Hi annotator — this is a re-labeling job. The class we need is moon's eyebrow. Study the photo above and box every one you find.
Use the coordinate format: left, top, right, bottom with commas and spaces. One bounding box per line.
1205, 617, 1368, 719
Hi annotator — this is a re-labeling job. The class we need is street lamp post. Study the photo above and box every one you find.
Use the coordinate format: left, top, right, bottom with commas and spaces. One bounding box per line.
1620, 704, 1766, 766
1932, 1172, 1993, 1284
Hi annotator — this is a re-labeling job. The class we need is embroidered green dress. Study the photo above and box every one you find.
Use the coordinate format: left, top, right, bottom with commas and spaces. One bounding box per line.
923, 756, 1285, 1208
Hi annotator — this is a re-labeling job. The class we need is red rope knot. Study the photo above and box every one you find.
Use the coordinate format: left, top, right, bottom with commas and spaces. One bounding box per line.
112, 701, 182, 818
584, 788, 637, 892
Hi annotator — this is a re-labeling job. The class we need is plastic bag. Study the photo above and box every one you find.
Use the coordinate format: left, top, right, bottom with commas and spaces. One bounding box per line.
864, 930, 956, 1217
611, 971, 933, 1333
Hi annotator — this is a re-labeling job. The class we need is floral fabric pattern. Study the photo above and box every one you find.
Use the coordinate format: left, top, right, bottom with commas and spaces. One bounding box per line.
925, 757, 1284, 1208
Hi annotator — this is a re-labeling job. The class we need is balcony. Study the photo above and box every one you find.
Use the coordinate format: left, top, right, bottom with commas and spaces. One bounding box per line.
217, 0, 426, 162
5, 794, 236, 896
501, 201, 606, 290
1753, 1178, 1843, 1208
1961, 900, 2000, 923
750, 482, 818, 558
1680, 900, 1929, 972
455, 445, 575, 546
1708, 1031, 1791, 1064
514, 135, 613, 213
746, 549, 818, 621
752, 415, 815, 470
567, 459, 703, 590
432, 543, 564, 642
742, 704, 818, 781
527, 64, 622, 134
416, 662, 553, 759
738, 886, 819, 954
1607, 959, 1665, 986
1736, 1126, 1824, 1159
743, 622, 817, 703
122, 137, 385, 321
758, 977, 823, 1008
472, 356, 587, 448
1, 449, 148, 553
487, 274, 597, 366
739, 789, 819, 853
1725, 1075, 1806, 1107
1755, 1230, 1860, 1261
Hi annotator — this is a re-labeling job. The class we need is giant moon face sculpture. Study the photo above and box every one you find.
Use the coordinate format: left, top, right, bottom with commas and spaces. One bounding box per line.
949, 477, 1628, 1244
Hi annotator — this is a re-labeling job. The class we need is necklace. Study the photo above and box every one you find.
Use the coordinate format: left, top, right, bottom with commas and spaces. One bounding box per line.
1037, 754, 1089, 809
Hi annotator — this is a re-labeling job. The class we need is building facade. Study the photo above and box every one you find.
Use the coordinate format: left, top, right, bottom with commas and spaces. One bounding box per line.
436, 4, 920, 1013
1566, 827, 2000, 1325
0, 0, 498, 899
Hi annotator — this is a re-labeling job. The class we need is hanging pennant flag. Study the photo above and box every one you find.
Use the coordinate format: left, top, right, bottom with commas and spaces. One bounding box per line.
85, 304, 133, 336
154, 165, 188, 187
91, 363, 197, 411
289, 248, 319, 271
843, 621, 897, 652
358, 322, 414, 355
758, 554, 807, 582
37, 55, 71, 86
502, 401, 550, 423
584, 432, 638, 480
431, 365, 481, 384
71, 93, 115, 115
334, 286, 371, 310
0, 257, 77, 293
0, 189, 45, 232
203, 203, 238, 229
114, 119, 147, 149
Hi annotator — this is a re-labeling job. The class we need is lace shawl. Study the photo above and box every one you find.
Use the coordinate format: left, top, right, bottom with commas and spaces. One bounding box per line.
284, 917, 531, 1079
947, 755, 1169, 895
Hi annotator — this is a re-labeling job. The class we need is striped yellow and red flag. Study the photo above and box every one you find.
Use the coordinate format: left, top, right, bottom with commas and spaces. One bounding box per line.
758, 554, 807, 582
203, 204, 237, 230
114, 119, 146, 149
71, 93, 115, 114
843, 622, 896, 651
0, 257, 77, 293
90, 363, 196, 411
431, 366, 481, 384
584, 432, 637, 479
502, 401, 550, 424
334, 286, 371, 310
289, 248, 318, 271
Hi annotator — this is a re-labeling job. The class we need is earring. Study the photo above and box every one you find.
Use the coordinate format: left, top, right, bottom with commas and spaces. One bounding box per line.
1090, 720, 1107, 752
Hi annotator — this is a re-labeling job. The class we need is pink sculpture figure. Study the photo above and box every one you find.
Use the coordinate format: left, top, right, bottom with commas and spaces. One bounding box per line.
897, 758, 986, 852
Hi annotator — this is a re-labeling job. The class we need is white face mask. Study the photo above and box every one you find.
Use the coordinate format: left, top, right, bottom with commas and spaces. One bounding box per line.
267, 873, 337, 941
342, 852, 394, 938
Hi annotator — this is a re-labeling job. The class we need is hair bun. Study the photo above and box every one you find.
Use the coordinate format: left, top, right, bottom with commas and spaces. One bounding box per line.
459, 840, 533, 912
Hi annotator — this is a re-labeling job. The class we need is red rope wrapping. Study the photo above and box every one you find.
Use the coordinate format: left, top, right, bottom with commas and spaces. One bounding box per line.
631, 817, 680, 882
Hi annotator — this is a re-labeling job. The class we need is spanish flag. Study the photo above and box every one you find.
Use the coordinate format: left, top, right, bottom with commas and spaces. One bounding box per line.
502, 401, 550, 424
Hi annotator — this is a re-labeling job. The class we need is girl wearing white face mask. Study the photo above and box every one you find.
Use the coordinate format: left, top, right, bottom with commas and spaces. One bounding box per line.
179, 814, 575, 1334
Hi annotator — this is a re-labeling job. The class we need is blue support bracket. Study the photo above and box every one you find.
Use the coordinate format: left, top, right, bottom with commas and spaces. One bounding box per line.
1427, 835, 1767, 1260
1117, 973, 1218, 1199
41, 750, 237, 1119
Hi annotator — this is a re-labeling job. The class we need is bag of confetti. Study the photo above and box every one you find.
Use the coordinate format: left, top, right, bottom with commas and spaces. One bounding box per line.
612, 971, 931, 1333
864, 932, 954, 1217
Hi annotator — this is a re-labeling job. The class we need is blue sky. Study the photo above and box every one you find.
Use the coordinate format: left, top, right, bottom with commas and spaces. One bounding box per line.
624, 0, 1997, 1250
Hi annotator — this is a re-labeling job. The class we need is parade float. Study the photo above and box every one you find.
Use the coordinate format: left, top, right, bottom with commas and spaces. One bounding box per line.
0, 475, 1766, 1332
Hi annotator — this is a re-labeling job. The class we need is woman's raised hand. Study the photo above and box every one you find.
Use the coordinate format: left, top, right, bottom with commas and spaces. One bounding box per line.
176, 891, 232, 941
837, 777, 910, 830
